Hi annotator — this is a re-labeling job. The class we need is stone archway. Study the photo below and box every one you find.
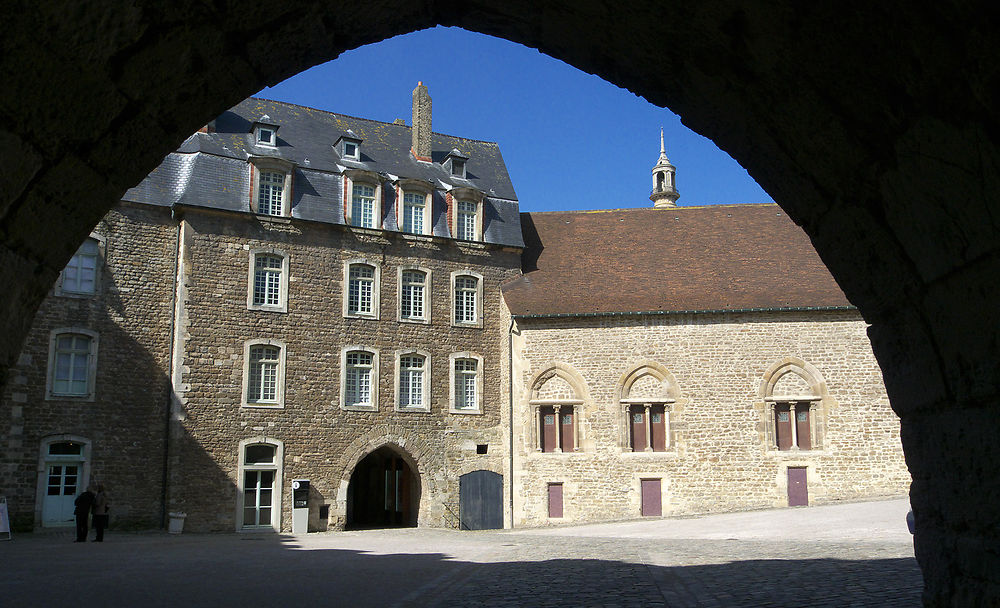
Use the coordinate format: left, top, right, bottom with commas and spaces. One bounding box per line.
345, 444, 421, 530
4, 3, 999, 603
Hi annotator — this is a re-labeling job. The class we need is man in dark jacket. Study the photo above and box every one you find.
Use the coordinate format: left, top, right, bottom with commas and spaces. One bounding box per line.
73, 485, 95, 542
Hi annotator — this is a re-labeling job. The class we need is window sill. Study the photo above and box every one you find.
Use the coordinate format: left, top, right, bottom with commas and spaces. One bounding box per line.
243, 402, 284, 409
398, 317, 430, 325
248, 305, 288, 314
395, 406, 431, 413
620, 449, 678, 456
451, 321, 483, 329
449, 407, 483, 415
46, 393, 95, 402
345, 312, 379, 321
254, 214, 292, 224
341, 404, 377, 412
54, 290, 98, 299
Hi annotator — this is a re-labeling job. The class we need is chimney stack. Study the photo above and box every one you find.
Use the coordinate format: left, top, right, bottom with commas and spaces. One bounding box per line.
411, 82, 432, 161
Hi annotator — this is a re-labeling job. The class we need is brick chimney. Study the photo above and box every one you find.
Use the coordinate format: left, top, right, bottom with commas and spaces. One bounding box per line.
411, 82, 432, 161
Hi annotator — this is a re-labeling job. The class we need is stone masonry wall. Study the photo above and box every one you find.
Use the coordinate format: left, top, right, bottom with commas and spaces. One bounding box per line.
512, 310, 910, 527
168, 208, 521, 532
0, 203, 177, 530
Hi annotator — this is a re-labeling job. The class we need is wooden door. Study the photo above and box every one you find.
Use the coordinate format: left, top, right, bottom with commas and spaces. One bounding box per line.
459, 470, 503, 530
541, 407, 557, 452
42, 463, 80, 526
630, 406, 646, 451
795, 405, 811, 450
560, 410, 575, 452
547, 483, 563, 518
641, 479, 662, 516
787, 467, 808, 506
651, 407, 667, 451
775, 403, 793, 450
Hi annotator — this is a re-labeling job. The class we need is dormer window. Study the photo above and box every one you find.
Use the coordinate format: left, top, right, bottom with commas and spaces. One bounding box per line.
444, 149, 469, 179
257, 127, 275, 146
252, 117, 279, 148
336, 132, 363, 161
449, 187, 484, 241
249, 157, 294, 217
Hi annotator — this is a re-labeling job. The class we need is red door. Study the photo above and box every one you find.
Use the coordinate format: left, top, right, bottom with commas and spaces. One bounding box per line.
651, 407, 666, 451
641, 478, 662, 516
787, 467, 808, 506
548, 483, 563, 518
560, 409, 575, 452
795, 406, 811, 450
541, 408, 556, 452
631, 406, 646, 451
775, 404, 792, 450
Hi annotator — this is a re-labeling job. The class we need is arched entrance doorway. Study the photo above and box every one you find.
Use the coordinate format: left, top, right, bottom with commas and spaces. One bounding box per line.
346, 446, 420, 530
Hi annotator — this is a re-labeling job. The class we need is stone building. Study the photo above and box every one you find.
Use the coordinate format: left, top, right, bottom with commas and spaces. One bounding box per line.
504, 205, 910, 525
0, 85, 907, 533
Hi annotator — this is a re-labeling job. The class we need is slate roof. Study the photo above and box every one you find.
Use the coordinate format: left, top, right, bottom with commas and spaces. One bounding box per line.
123, 97, 523, 247
502, 204, 852, 316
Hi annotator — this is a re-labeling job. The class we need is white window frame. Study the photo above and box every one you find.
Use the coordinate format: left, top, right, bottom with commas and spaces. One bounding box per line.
247, 248, 289, 312
241, 339, 287, 408
343, 259, 381, 319
450, 188, 484, 241
56, 235, 104, 298
46, 328, 99, 401
250, 158, 293, 217
343, 140, 359, 159
254, 126, 277, 147
394, 349, 431, 412
401, 191, 431, 235
340, 346, 379, 411
236, 437, 284, 532
449, 352, 483, 414
344, 171, 382, 229
398, 266, 431, 324
451, 270, 483, 328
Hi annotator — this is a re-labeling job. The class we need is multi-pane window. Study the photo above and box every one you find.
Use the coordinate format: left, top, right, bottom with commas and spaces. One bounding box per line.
52, 334, 93, 396
454, 275, 478, 324
775, 402, 812, 450
454, 358, 478, 410
455, 200, 477, 240
540, 405, 577, 452
348, 264, 375, 316
247, 345, 280, 403
351, 183, 376, 228
257, 170, 285, 216
62, 238, 99, 295
252, 254, 283, 307
398, 354, 425, 408
402, 192, 426, 234
628, 404, 669, 452
400, 270, 426, 320
345, 351, 374, 408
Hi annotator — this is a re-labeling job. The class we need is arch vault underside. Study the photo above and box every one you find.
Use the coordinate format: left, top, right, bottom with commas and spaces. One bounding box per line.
3, 2, 999, 603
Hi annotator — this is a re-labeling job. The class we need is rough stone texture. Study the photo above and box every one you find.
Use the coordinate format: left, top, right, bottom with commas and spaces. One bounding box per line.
0, 204, 176, 530
2, 2, 999, 603
512, 310, 908, 526
168, 207, 521, 532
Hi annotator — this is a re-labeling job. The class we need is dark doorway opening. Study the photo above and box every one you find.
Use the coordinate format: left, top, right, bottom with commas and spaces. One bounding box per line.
346, 446, 420, 529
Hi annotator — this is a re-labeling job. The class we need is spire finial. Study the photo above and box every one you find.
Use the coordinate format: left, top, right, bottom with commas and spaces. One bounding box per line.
660, 127, 665, 155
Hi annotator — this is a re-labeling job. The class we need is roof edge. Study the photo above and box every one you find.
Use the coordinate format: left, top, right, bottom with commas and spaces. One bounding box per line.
512, 305, 857, 320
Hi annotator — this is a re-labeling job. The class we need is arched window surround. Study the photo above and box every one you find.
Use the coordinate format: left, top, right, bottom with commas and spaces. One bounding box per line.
527, 362, 588, 453
757, 357, 833, 453
614, 361, 683, 453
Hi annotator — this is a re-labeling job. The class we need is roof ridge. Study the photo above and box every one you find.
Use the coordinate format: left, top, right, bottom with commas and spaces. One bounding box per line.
246, 96, 501, 146
525, 202, 779, 215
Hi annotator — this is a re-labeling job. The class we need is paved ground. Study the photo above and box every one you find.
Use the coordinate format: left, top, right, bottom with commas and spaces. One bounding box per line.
1, 497, 921, 607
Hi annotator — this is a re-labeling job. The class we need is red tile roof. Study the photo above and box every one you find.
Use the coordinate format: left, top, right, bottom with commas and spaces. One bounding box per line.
502, 204, 852, 316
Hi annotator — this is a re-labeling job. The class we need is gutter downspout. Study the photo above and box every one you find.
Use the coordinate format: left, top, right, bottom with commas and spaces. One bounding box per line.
508, 317, 515, 529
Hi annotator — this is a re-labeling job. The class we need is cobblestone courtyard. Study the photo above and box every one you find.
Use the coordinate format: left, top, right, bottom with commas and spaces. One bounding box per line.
0, 498, 921, 607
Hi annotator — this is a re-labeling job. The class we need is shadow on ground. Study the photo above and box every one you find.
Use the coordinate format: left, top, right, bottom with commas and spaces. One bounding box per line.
0, 531, 922, 607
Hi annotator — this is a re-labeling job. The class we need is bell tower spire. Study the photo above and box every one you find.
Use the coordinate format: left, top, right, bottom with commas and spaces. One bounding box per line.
650, 127, 679, 208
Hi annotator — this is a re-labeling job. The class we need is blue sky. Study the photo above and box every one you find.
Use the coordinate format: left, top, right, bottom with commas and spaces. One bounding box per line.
256, 27, 772, 212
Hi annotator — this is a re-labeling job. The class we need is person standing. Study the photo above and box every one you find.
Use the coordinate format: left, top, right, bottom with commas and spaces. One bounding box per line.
92, 483, 109, 542
73, 485, 95, 542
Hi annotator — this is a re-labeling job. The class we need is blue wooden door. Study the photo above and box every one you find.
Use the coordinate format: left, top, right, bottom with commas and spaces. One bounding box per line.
459, 470, 503, 530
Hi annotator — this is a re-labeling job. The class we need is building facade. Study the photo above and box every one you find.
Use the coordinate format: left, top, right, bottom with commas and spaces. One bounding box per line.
0, 87, 909, 533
